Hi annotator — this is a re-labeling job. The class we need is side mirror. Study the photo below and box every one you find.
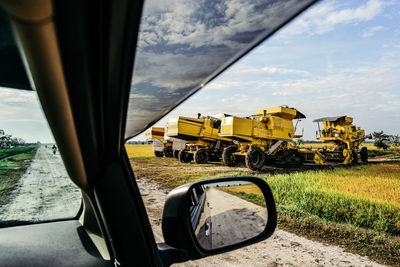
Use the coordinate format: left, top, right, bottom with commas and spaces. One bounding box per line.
160, 176, 276, 263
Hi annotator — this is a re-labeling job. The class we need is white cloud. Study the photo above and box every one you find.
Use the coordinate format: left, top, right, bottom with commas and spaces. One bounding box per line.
231, 66, 311, 76
272, 91, 292, 96
261, 66, 311, 76
326, 0, 382, 23
138, 0, 309, 50
0, 88, 42, 123
362, 25, 384, 37
278, 0, 384, 38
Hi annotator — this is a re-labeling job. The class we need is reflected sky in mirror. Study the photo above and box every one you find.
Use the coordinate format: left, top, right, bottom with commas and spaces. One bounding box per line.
126, 0, 315, 138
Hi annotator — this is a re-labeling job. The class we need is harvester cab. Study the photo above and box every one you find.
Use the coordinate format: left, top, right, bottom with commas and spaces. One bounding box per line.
312, 116, 369, 164
145, 127, 174, 158
220, 106, 306, 171
165, 115, 233, 164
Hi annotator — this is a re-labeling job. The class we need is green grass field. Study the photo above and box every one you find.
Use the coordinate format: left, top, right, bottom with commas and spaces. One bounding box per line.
0, 146, 38, 159
0, 146, 38, 206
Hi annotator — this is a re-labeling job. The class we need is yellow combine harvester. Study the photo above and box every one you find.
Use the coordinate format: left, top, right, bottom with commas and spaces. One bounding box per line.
145, 127, 174, 157
165, 115, 233, 163
303, 116, 369, 165
219, 106, 305, 170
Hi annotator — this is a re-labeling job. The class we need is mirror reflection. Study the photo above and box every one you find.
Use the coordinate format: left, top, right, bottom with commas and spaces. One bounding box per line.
189, 181, 267, 250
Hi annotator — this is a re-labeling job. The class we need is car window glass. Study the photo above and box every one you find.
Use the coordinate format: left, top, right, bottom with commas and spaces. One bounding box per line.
0, 87, 81, 226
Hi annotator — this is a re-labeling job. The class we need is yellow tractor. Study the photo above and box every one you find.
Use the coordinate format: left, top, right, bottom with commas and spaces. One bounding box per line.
308, 116, 370, 165
145, 127, 174, 157
165, 114, 233, 164
219, 106, 305, 171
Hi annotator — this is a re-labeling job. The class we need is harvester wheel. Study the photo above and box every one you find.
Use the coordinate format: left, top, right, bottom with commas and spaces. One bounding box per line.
352, 151, 358, 164
194, 149, 209, 164
173, 150, 180, 159
286, 150, 304, 166
245, 146, 265, 171
274, 150, 301, 167
222, 145, 239, 167
360, 147, 368, 163
179, 150, 192, 163
154, 151, 164, 157
164, 146, 173, 158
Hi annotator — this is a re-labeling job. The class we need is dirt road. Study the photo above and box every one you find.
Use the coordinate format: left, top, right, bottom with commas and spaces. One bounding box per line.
0, 146, 81, 222
136, 175, 385, 267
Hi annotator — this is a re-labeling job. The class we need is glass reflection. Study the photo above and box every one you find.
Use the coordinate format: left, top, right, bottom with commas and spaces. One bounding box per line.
126, 0, 315, 138
190, 181, 267, 250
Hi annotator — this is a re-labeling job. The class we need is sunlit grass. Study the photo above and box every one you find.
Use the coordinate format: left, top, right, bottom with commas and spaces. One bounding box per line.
264, 164, 400, 235
125, 144, 154, 158
319, 164, 400, 206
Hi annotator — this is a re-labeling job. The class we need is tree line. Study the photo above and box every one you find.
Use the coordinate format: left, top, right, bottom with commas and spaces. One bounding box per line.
372, 131, 399, 150
0, 129, 26, 148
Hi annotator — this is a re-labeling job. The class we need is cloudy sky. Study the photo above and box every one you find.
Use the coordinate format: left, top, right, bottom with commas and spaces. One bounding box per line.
0, 0, 399, 143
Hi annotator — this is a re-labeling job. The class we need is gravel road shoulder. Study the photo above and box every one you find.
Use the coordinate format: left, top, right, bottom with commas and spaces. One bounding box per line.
0, 146, 82, 222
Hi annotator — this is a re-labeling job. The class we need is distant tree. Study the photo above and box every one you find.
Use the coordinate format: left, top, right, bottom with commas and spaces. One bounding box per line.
0, 134, 12, 148
372, 131, 390, 150
390, 135, 400, 147
11, 137, 25, 146
0, 130, 25, 148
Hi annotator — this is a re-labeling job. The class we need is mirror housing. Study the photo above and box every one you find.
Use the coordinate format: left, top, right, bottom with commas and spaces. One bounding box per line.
161, 176, 276, 262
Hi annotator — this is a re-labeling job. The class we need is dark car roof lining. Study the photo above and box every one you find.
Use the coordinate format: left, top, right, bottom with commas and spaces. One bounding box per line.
0, 6, 32, 90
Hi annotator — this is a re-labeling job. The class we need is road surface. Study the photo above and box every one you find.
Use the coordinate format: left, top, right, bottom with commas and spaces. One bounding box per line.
0, 146, 82, 222
205, 187, 266, 249
135, 174, 385, 267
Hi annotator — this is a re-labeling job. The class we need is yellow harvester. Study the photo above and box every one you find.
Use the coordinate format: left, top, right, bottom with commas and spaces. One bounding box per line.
307, 116, 369, 165
219, 106, 305, 170
145, 127, 174, 157
165, 115, 233, 163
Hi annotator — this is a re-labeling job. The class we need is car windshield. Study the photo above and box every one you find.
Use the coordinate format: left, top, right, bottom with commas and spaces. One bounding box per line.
125, 0, 316, 139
